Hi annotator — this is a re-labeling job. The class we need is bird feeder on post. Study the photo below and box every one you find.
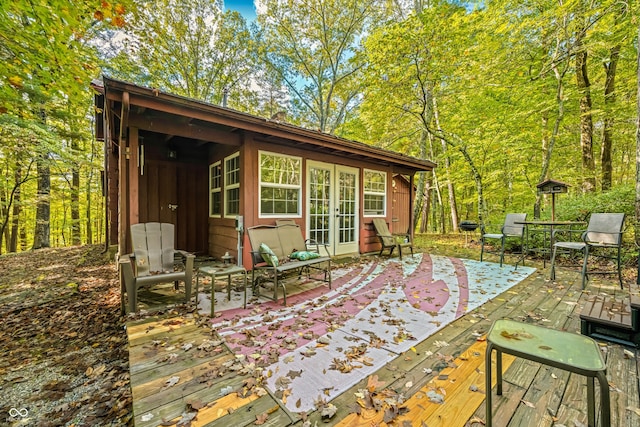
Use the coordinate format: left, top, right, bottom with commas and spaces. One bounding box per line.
536, 179, 570, 221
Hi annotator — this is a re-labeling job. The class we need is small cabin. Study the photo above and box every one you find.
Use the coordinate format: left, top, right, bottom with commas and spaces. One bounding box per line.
93, 77, 436, 269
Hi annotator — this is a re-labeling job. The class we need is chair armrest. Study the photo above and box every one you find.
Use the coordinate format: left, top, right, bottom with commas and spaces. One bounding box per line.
394, 233, 411, 244
118, 255, 135, 282
306, 239, 331, 257
552, 228, 585, 241
481, 223, 498, 234
584, 230, 624, 245
249, 250, 264, 267
175, 249, 195, 259
175, 250, 195, 272
250, 250, 279, 269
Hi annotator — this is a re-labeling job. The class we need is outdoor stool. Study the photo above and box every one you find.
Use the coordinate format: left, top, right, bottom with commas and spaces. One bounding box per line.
486, 319, 610, 427
196, 265, 247, 316
580, 295, 638, 347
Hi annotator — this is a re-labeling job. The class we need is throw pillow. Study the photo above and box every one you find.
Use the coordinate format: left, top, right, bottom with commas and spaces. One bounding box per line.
290, 250, 321, 261
259, 243, 279, 267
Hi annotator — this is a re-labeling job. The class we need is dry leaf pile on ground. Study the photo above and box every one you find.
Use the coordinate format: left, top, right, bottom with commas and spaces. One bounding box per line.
0, 245, 133, 427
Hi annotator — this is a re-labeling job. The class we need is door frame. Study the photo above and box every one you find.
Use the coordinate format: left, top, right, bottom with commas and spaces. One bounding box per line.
306, 160, 359, 256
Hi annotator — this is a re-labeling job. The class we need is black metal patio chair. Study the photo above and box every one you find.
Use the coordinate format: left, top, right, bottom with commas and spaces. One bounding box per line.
549, 213, 625, 289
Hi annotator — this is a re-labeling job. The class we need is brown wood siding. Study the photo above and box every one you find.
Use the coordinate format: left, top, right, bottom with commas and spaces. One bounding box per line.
392, 175, 411, 235
133, 136, 208, 254
176, 164, 208, 254
361, 222, 380, 254
208, 219, 241, 260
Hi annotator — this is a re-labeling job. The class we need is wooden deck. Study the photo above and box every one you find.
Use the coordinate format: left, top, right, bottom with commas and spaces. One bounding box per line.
126, 256, 640, 427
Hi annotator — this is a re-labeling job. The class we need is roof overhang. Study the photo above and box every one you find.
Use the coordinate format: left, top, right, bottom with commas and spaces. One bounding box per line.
93, 76, 436, 173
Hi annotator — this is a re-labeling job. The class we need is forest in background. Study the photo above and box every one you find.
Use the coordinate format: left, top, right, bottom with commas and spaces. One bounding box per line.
0, 0, 639, 255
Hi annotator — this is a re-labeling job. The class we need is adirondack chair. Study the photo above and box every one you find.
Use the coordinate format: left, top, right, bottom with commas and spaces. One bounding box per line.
119, 222, 194, 314
372, 218, 414, 260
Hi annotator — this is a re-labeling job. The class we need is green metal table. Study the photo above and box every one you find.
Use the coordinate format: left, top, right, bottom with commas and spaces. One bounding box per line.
486, 319, 609, 427
196, 265, 247, 316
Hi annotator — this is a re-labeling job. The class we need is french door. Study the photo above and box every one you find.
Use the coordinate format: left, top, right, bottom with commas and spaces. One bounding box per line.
307, 161, 359, 256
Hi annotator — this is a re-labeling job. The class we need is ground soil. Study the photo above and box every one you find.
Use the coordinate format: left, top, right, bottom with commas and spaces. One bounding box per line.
0, 245, 136, 426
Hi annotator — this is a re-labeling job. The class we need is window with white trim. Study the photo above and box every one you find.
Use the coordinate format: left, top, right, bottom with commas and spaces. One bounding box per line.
224, 153, 240, 216
363, 169, 386, 216
209, 161, 222, 217
259, 151, 301, 216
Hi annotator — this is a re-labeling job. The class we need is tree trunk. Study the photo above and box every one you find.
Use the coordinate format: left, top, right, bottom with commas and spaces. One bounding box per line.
86, 172, 93, 244
9, 165, 22, 252
602, 45, 620, 191
420, 176, 431, 233
0, 194, 6, 255
575, 40, 596, 193
537, 63, 566, 219
33, 153, 51, 249
432, 94, 459, 231
71, 147, 81, 245
635, 22, 640, 284
534, 112, 550, 219
413, 129, 430, 228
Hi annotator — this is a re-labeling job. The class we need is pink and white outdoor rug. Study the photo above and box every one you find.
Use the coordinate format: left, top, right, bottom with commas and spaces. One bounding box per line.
201, 253, 536, 413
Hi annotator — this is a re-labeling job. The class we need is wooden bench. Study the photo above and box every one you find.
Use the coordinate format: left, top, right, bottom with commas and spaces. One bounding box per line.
580, 295, 639, 347
246, 224, 332, 305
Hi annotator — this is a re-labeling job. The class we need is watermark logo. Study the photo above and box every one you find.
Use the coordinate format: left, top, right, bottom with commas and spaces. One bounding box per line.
9, 408, 29, 418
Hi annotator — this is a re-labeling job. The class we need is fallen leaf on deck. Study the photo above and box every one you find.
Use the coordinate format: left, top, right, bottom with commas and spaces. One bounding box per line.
320, 403, 337, 420
367, 374, 386, 392
255, 412, 269, 425
275, 376, 292, 388
281, 388, 291, 404
426, 390, 444, 404
219, 385, 233, 396
162, 376, 180, 390
187, 399, 205, 410
347, 402, 362, 415
287, 369, 303, 379
521, 399, 535, 408
626, 406, 640, 416
176, 411, 196, 426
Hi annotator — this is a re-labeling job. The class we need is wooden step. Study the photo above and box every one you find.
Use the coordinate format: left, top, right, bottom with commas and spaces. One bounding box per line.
580, 296, 638, 347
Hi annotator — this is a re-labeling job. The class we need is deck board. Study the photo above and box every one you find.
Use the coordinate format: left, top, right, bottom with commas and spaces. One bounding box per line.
127, 315, 294, 427
126, 258, 639, 426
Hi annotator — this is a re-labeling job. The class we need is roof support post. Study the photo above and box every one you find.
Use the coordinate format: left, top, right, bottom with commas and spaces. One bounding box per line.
118, 91, 130, 256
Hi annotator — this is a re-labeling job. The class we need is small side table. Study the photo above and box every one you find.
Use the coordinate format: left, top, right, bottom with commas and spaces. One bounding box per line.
485, 319, 609, 427
196, 265, 247, 316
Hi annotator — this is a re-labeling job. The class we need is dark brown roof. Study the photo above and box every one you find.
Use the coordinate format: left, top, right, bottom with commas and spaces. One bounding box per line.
93, 76, 436, 172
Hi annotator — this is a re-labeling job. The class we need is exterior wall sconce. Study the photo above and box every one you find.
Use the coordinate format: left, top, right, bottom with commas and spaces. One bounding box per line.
167, 148, 177, 159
